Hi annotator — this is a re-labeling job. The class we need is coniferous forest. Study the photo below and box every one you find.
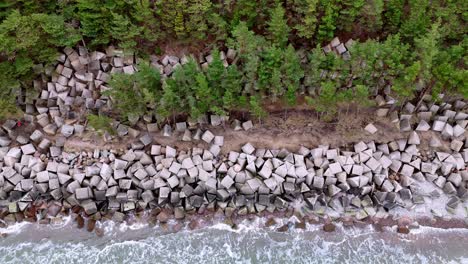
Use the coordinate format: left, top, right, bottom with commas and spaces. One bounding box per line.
0, 0, 466, 121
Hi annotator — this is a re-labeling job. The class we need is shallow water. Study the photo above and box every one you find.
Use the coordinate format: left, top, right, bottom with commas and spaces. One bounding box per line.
0, 217, 467, 264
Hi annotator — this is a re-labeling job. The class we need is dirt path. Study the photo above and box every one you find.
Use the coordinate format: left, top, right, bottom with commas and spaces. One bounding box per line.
61, 106, 451, 154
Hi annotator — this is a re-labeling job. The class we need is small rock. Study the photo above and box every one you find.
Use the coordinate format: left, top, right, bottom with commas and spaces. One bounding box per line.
295, 221, 306, 229
323, 223, 336, 232
157, 211, 169, 223
95, 227, 104, 237
76, 215, 84, 229
87, 219, 96, 232
265, 218, 277, 227
397, 226, 410, 234
277, 224, 289, 232
189, 219, 198, 230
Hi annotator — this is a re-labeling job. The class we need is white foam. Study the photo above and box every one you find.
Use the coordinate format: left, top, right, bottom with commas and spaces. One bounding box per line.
411, 225, 468, 234
0, 221, 32, 235
0, 216, 467, 264
49, 215, 73, 229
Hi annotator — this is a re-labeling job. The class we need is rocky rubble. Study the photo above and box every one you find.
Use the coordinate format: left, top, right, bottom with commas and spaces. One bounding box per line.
0, 45, 466, 230
25, 46, 253, 145
323, 37, 353, 60
0, 102, 466, 226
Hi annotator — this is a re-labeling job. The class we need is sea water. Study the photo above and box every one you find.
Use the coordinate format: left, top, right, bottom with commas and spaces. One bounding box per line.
0, 217, 467, 264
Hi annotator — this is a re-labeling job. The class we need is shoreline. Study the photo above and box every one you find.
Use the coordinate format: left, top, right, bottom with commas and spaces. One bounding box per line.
1, 204, 467, 238
0, 49, 466, 241
1, 208, 467, 264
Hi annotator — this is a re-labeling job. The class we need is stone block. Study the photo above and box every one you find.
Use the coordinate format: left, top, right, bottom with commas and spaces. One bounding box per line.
167, 175, 180, 188
242, 120, 253, 131
166, 146, 176, 158
61, 124, 74, 137
163, 124, 172, 137
364, 123, 378, 134
175, 122, 186, 132
220, 176, 234, 189
450, 139, 463, 152
210, 115, 222, 126
441, 124, 453, 139
214, 136, 224, 146
336, 43, 347, 54
432, 120, 445, 132
399, 119, 411, 132
242, 143, 255, 155
328, 184, 341, 196
75, 187, 90, 200
20, 144, 35, 155
139, 134, 152, 146
408, 131, 420, 145
453, 125, 465, 137
329, 162, 342, 174
201, 130, 215, 144
258, 165, 272, 179
82, 201, 97, 215
209, 144, 221, 156
313, 177, 324, 189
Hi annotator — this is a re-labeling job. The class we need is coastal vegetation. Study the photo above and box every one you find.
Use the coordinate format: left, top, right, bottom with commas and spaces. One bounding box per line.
0, 0, 466, 121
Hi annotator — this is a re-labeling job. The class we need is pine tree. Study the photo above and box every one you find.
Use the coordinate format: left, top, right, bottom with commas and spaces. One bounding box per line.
231, 0, 270, 30
360, 0, 384, 33
222, 65, 242, 110
249, 96, 267, 122
229, 22, 261, 56
286, 85, 297, 107
230, 0, 258, 28
293, 0, 319, 40
186, 0, 212, 40
158, 57, 202, 117
306, 81, 339, 121
349, 34, 409, 92
303, 46, 326, 89
431, 0, 466, 42
192, 73, 211, 118
351, 85, 374, 115
106, 73, 143, 121
76, 0, 112, 47
394, 21, 442, 104
229, 22, 265, 94
317, 0, 339, 43
111, 12, 140, 50
400, 0, 431, 42
174, 1, 186, 38
392, 61, 420, 102
267, 4, 290, 47
337, 0, 364, 32
207, 50, 225, 96
0, 10, 80, 117
432, 42, 467, 98
87, 114, 115, 135
281, 45, 304, 95
258, 45, 283, 96
132, 0, 161, 44
384, 0, 404, 34
105, 61, 162, 121
136, 63, 162, 108
158, 81, 181, 119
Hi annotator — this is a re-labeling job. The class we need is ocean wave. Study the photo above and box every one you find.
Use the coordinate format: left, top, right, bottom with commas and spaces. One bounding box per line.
0, 218, 467, 264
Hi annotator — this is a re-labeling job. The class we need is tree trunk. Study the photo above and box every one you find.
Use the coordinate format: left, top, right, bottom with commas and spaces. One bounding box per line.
414, 79, 436, 111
